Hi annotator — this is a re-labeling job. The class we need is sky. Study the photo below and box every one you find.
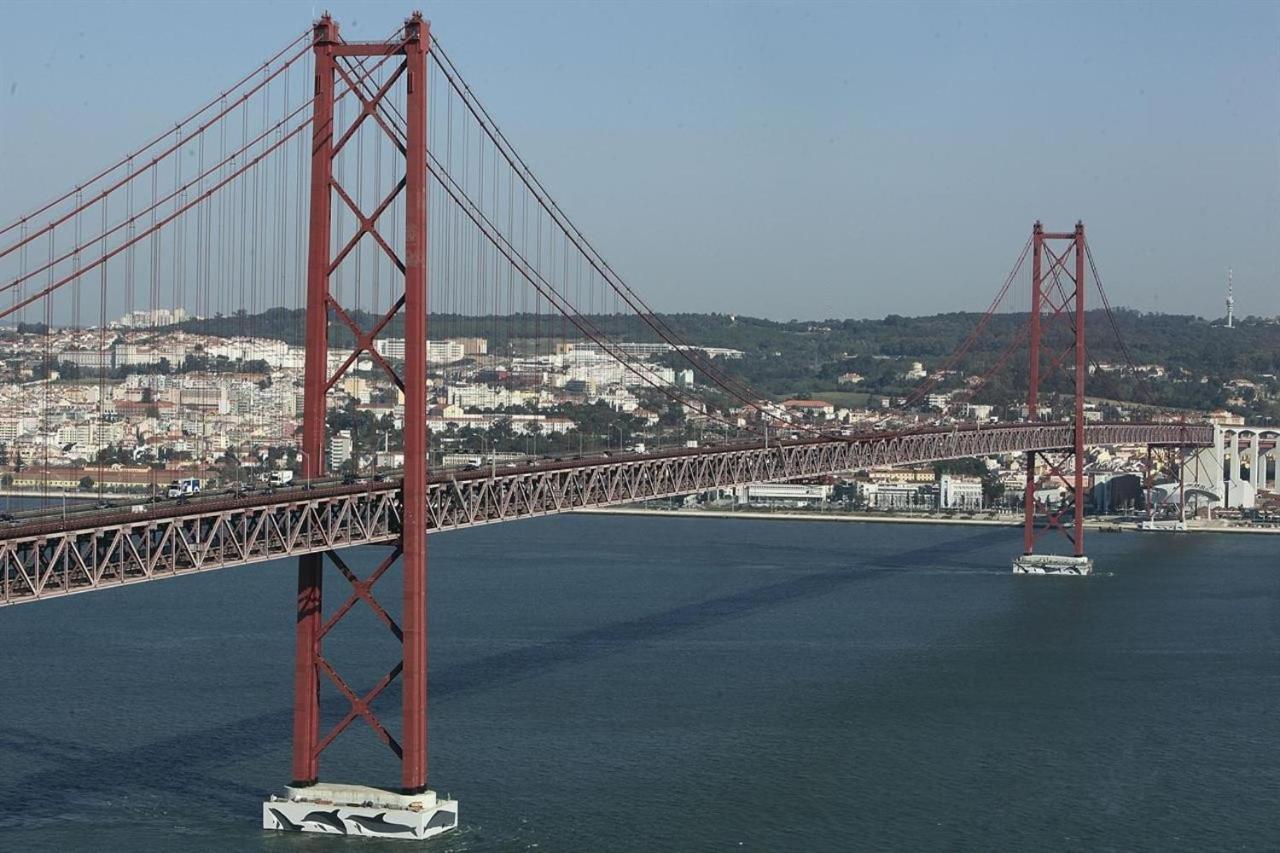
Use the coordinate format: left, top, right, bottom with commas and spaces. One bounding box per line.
1, 0, 1276, 322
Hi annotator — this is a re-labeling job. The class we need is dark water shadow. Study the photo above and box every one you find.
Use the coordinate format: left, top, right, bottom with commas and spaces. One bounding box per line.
0, 526, 1011, 819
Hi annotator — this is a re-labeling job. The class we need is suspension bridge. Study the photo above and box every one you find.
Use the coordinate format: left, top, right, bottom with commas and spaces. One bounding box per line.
0, 13, 1214, 840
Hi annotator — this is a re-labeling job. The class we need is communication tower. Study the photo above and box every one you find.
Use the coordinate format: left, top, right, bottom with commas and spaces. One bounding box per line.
1225, 267, 1235, 329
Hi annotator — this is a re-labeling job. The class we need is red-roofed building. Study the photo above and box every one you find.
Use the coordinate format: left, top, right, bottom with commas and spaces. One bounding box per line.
782, 399, 835, 418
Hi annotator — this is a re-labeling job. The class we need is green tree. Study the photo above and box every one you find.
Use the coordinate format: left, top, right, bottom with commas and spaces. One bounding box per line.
982, 475, 1005, 506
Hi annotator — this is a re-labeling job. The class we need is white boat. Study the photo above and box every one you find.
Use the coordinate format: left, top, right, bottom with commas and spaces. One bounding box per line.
1138, 519, 1187, 532
1012, 554, 1093, 576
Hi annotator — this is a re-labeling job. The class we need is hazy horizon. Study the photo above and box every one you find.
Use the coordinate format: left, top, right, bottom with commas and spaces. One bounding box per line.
19, 302, 1259, 331
2, 1, 1277, 322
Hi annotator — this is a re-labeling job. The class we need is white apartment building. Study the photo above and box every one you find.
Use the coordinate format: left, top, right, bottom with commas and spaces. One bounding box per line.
601, 387, 640, 413
204, 337, 299, 368
116, 344, 168, 367
57, 349, 115, 370
0, 416, 38, 442
429, 412, 573, 435
56, 420, 125, 450
446, 383, 535, 410
374, 339, 468, 364
329, 430, 354, 469
939, 474, 984, 509
115, 308, 192, 328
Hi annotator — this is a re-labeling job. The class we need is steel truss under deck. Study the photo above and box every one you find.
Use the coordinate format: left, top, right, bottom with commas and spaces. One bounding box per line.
0, 421, 1210, 606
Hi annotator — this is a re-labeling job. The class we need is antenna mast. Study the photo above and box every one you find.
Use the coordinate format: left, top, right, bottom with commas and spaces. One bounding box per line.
1226, 267, 1235, 329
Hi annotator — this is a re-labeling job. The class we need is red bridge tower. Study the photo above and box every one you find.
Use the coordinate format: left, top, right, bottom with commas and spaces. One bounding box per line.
262, 13, 458, 840
1015, 221, 1092, 575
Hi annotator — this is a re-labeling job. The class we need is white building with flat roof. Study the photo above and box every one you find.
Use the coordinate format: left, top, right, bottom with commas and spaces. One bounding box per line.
939, 474, 983, 509
374, 339, 468, 364
736, 482, 831, 506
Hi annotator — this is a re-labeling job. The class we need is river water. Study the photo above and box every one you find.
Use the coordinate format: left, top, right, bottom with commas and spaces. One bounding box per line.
0, 515, 1276, 851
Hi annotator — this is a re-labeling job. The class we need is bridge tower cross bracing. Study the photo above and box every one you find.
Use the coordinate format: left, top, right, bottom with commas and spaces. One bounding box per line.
270, 11, 457, 840
1020, 220, 1089, 569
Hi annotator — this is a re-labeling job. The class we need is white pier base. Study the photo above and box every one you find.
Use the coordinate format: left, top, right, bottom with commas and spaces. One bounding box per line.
263, 782, 458, 840
1012, 554, 1093, 576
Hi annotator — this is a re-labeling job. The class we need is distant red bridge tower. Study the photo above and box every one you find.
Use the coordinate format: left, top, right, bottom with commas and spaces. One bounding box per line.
1015, 221, 1092, 575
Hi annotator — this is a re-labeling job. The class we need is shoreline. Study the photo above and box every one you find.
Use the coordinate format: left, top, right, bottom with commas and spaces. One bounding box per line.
0, 492, 1271, 536
577, 506, 1280, 535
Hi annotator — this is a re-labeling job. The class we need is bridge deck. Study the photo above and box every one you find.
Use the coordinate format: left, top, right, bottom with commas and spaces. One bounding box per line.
0, 422, 1211, 606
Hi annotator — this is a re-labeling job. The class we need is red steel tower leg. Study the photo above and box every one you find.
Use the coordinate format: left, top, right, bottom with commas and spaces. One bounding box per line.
293, 13, 338, 789
400, 13, 430, 795
1022, 222, 1043, 556
1072, 222, 1086, 556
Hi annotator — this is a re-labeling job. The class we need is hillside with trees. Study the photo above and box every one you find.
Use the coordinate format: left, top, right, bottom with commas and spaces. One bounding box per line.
174, 308, 1280, 421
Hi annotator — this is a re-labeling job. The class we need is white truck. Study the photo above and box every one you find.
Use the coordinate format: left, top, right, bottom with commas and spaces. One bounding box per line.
268, 470, 295, 487
167, 477, 201, 499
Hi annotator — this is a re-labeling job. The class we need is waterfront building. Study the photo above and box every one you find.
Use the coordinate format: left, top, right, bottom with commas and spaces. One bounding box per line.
939, 474, 983, 510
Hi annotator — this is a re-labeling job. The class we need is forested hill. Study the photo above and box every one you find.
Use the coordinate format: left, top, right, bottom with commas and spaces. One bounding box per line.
178, 308, 1278, 367
659, 309, 1278, 374
175, 307, 1280, 414
656, 309, 1280, 412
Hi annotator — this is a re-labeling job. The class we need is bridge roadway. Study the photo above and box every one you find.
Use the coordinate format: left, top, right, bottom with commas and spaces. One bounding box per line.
0, 421, 1211, 606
